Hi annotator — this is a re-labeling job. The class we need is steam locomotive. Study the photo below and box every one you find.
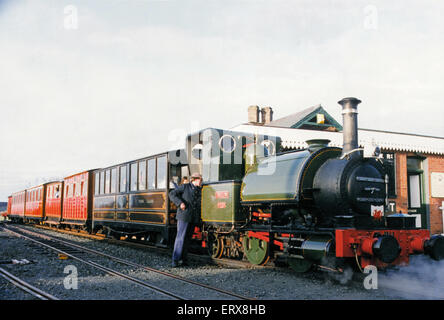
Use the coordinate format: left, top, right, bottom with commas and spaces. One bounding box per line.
5, 97, 444, 273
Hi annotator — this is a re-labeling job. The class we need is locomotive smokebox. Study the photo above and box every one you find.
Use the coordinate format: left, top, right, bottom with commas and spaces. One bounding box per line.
338, 97, 361, 159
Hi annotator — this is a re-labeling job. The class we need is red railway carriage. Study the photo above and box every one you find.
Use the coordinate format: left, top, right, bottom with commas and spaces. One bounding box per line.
62, 170, 94, 229
4, 196, 12, 218
44, 181, 64, 225
24, 184, 47, 221
10, 190, 26, 221
7, 196, 12, 215
0, 196, 11, 218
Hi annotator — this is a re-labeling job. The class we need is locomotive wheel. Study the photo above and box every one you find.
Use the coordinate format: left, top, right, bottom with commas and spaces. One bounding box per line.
287, 258, 313, 273
243, 236, 269, 265
208, 234, 224, 259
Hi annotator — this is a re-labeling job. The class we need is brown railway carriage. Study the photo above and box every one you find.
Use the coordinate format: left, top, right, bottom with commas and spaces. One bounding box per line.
92, 150, 188, 246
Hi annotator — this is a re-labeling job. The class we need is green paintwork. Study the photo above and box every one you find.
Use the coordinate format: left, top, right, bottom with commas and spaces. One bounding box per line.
243, 236, 269, 265
241, 150, 311, 202
201, 181, 245, 223
241, 148, 342, 203
291, 106, 343, 131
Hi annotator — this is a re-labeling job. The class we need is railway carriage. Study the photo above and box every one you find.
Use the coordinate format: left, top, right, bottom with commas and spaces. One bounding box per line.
24, 184, 47, 222
91, 151, 190, 246
44, 181, 64, 225
62, 170, 95, 229
1, 196, 12, 218
9, 190, 26, 222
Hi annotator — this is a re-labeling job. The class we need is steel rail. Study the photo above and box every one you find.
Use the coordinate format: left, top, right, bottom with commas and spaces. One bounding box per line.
4, 225, 252, 300
44, 235, 252, 300
3, 225, 185, 300
16, 224, 252, 299
0, 266, 59, 300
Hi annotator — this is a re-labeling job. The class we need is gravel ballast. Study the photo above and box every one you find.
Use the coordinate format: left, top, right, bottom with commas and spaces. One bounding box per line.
1, 223, 443, 300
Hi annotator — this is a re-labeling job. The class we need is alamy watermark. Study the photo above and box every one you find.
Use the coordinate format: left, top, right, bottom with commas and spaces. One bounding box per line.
363, 5, 378, 30
363, 265, 378, 289
64, 5, 78, 30
63, 265, 78, 290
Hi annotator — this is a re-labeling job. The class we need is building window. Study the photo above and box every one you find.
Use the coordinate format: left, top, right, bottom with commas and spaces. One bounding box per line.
382, 152, 396, 198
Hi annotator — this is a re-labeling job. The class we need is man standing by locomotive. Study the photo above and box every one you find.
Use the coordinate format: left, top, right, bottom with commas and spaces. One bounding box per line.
169, 172, 202, 267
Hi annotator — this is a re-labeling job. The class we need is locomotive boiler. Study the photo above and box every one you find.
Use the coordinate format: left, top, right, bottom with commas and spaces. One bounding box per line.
199, 97, 444, 272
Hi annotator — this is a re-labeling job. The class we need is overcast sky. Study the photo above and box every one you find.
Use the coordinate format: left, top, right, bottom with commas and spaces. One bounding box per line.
1, 0, 443, 201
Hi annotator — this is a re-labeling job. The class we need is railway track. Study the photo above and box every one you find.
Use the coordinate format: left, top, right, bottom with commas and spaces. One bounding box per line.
2, 224, 253, 300
32, 223, 270, 270
0, 266, 59, 300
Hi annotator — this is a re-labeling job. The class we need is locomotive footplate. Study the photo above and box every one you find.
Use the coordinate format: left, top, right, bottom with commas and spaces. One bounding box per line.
335, 228, 444, 269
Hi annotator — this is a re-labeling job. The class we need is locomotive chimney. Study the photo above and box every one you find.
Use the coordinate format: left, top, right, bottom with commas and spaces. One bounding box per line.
338, 97, 361, 159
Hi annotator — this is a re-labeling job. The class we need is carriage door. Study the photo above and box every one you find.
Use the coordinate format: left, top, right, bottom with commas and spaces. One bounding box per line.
407, 157, 426, 228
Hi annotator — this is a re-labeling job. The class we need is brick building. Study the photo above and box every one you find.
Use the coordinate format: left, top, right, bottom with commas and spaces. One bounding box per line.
232, 104, 444, 234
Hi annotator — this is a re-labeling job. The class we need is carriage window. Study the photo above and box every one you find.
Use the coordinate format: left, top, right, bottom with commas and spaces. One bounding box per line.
80, 182, 84, 196
73, 183, 77, 197
65, 185, 69, 198
105, 170, 111, 194
138, 160, 147, 190
120, 166, 127, 192
95, 172, 100, 195
157, 156, 167, 189
100, 171, 105, 194
130, 162, 138, 191
148, 159, 156, 190
111, 168, 117, 194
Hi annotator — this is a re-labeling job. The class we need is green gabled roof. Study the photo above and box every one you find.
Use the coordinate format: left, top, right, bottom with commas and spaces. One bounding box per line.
267, 105, 343, 131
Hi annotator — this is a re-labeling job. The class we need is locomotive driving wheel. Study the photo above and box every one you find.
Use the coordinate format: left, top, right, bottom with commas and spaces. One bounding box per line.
243, 236, 269, 265
207, 233, 224, 259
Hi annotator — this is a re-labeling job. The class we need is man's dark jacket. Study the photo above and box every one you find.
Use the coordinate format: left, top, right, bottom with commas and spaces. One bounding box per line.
169, 183, 202, 223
